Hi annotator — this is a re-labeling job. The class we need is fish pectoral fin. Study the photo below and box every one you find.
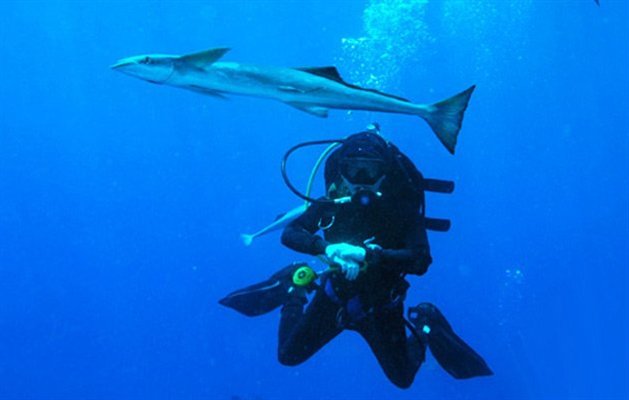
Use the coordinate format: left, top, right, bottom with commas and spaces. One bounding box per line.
286, 102, 329, 118
278, 85, 305, 93
180, 47, 230, 68
274, 212, 287, 221
187, 85, 229, 100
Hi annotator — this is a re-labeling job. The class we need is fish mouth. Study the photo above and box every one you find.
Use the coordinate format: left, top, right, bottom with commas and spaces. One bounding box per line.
110, 59, 132, 70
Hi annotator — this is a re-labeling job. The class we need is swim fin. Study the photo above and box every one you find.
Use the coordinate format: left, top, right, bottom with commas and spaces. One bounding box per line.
218, 263, 305, 317
408, 303, 493, 379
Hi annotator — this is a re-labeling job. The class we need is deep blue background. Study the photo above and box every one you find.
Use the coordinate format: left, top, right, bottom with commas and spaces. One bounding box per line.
1, 1, 627, 399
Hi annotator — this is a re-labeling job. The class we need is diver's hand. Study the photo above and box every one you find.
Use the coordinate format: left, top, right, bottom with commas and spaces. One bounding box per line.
325, 243, 366, 263
325, 243, 364, 281
365, 243, 382, 252
333, 256, 360, 281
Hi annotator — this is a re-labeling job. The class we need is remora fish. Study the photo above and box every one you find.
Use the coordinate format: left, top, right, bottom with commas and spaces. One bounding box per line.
240, 204, 308, 246
111, 47, 475, 154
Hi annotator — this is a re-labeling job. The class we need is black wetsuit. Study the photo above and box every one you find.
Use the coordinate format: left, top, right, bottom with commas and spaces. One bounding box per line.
279, 187, 432, 388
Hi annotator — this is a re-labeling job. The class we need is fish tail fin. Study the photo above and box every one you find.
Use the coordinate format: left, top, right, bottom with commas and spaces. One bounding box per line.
419, 85, 476, 155
241, 234, 255, 246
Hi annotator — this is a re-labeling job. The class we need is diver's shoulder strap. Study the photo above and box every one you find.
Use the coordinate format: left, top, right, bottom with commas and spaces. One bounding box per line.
425, 217, 451, 232
421, 177, 454, 232
423, 178, 454, 194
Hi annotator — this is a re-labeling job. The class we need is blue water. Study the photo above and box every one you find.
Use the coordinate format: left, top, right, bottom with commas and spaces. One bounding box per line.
1, 1, 627, 399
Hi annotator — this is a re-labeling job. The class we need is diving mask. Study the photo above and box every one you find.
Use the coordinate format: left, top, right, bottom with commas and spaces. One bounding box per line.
340, 157, 386, 185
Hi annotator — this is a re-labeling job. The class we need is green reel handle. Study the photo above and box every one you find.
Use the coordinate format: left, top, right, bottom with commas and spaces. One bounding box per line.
292, 257, 369, 288
292, 265, 318, 287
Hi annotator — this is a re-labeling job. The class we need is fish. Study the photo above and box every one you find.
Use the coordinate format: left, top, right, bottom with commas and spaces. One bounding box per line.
111, 47, 475, 154
240, 204, 308, 246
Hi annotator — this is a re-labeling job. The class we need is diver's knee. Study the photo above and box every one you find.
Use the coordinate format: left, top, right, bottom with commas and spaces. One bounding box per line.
390, 374, 415, 389
383, 364, 417, 389
412, 302, 442, 323
416, 302, 437, 315
277, 348, 304, 366
409, 302, 453, 336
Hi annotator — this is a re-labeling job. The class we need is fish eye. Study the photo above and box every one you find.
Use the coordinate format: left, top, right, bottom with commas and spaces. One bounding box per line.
141, 56, 151, 64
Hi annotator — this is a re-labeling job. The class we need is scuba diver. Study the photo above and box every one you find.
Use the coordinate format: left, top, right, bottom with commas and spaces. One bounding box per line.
220, 125, 492, 388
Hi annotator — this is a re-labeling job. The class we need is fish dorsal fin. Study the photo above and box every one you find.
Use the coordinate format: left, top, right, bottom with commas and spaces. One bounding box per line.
296, 66, 345, 84
181, 47, 230, 68
297, 66, 410, 103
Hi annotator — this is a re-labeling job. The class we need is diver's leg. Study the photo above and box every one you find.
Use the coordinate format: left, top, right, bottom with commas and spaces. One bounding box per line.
278, 290, 342, 366
357, 304, 426, 389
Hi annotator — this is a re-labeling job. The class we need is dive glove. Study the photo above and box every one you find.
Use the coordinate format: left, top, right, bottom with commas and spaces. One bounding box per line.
329, 256, 360, 281
325, 243, 366, 281
325, 243, 366, 262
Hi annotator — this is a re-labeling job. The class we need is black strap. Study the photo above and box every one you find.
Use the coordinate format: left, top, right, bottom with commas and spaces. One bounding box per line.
425, 217, 451, 232
423, 178, 455, 194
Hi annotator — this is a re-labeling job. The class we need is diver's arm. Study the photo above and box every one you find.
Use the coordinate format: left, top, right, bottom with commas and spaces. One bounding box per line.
281, 202, 330, 256
366, 246, 431, 276
365, 215, 432, 276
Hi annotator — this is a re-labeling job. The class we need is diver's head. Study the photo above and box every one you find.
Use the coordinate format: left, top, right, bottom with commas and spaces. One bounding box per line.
325, 131, 392, 205
340, 157, 386, 186
339, 157, 387, 206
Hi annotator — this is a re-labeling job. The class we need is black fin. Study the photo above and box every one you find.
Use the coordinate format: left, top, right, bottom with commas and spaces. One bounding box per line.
295, 66, 410, 103
295, 66, 345, 83
218, 263, 302, 317
408, 303, 493, 379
